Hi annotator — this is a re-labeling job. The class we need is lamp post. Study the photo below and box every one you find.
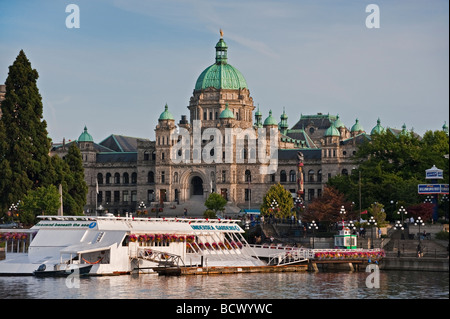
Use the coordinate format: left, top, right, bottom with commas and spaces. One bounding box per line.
393, 220, 404, 257
270, 199, 279, 222
308, 220, 318, 249
138, 201, 146, 216
294, 196, 303, 223
368, 216, 377, 249
415, 216, 425, 257
339, 205, 346, 230
397, 206, 408, 225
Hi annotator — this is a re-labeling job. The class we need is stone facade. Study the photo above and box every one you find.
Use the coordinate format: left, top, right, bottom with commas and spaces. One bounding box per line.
47, 35, 403, 215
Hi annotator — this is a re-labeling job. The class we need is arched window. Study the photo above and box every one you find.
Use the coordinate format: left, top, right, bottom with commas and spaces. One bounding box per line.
148, 171, 154, 183
131, 172, 137, 184
342, 169, 349, 176
114, 173, 120, 184
245, 170, 251, 182
105, 173, 111, 184
308, 170, 315, 182
123, 172, 129, 184
280, 170, 287, 183
97, 173, 103, 185
289, 170, 296, 182
318, 170, 322, 183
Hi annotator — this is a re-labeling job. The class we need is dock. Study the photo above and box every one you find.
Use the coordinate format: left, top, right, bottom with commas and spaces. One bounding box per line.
153, 264, 309, 276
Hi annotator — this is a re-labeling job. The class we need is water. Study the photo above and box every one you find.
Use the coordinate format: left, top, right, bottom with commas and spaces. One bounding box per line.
0, 270, 448, 299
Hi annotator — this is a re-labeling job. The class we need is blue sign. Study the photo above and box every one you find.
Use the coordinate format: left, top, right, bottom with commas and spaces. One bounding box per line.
418, 184, 449, 194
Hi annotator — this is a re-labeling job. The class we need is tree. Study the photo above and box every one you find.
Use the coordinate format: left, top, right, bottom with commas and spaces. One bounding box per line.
19, 185, 60, 225
63, 143, 88, 215
205, 193, 227, 215
0, 50, 53, 214
329, 129, 449, 221
367, 202, 387, 226
260, 183, 294, 219
406, 203, 433, 222
303, 186, 353, 231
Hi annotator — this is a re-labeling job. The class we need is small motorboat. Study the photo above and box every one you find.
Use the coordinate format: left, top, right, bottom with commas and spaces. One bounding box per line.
33, 264, 93, 277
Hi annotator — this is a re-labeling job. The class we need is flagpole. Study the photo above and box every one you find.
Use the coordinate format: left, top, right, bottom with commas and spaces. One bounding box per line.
96, 180, 99, 216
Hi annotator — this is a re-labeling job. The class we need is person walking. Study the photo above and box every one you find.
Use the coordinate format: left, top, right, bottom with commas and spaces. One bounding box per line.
184, 208, 187, 218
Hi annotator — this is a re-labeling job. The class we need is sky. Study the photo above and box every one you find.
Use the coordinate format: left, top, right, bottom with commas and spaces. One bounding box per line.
0, 0, 448, 143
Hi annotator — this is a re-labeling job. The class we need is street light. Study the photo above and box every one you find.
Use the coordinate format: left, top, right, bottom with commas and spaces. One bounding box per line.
294, 196, 304, 222
368, 216, 377, 249
415, 216, 425, 257
393, 220, 404, 257
339, 205, 346, 230
270, 199, 279, 222
308, 220, 318, 249
397, 206, 408, 225
138, 201, 146, 216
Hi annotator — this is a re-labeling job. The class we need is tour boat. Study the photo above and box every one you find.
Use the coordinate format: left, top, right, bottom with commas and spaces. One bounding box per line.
0, 215, 269, 276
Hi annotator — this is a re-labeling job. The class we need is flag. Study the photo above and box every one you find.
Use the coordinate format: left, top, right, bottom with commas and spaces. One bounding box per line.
361, 210, 368, 214
96, 180, 99, 194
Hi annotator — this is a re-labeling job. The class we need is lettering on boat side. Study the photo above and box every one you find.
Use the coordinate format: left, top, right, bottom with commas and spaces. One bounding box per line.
190, 225, 241, 231
34, 222, 95, 228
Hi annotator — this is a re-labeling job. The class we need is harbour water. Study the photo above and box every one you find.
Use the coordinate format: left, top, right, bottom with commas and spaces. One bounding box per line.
0, 270, 448, 299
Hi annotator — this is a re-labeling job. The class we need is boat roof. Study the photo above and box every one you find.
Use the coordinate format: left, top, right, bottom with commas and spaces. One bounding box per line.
33, 216, 244, 234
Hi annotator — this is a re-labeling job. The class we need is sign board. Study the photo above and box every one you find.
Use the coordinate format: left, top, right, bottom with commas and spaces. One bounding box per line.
418, 184, 449, 194
425, 165, 443, 179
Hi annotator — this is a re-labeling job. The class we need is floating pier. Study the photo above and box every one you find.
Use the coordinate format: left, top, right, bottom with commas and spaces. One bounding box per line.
153, 264, 309, 276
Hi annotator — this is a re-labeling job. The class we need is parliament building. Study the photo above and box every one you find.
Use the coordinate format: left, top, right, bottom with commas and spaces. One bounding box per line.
48, 34, 438, 215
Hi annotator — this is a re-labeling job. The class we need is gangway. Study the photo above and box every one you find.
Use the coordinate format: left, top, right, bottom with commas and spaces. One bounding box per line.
268, 249, 311, 266
136, 247, 184, 268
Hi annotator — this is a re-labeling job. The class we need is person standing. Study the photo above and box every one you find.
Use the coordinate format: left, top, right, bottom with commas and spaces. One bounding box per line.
184, 208, 187, 217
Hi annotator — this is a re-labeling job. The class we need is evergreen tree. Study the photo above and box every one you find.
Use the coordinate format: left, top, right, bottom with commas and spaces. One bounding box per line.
63, 143, 88, 215
204, 193, 227, 215
260, 183, 294, 219
0, 50, 53, 213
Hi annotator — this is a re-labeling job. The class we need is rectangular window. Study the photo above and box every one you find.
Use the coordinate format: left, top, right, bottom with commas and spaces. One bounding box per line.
148, 190, 154, 202
245, 189, 251, 201
105, 191, 111, 203
222, 170, 226, 183
131, 191, 137, 202
114, 191, 120, 203
308, 189, 315, 201
97, 191, 103, 203
123, 191, 129, 203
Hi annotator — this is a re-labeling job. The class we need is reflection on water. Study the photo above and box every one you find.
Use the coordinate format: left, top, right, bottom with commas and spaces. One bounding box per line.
0, 271, 448, 299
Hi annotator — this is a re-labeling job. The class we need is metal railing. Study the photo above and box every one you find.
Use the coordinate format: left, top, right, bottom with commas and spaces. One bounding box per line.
136, 247, 184, 267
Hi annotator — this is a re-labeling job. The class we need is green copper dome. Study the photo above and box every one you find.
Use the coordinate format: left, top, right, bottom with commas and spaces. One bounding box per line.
78, 126, 93, 142
159, 104, 174, 120
370, 118, 385, 135
263, 110, 278, 126
351, 119, 364, 132
194, 35, 248, 92
333, 115, 345, 128
325, 122, 340, 137
219, 104, 235, 119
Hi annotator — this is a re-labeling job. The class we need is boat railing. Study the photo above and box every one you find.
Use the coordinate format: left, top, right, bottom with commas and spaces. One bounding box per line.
136, 247, 184, 268
0, 229, 36, 254
36, 215, 242, 224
